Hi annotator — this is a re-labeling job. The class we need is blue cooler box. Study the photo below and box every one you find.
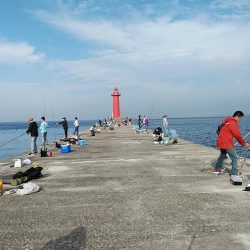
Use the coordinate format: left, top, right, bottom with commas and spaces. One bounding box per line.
79, 139, 85, 146
60, 144, 71, 153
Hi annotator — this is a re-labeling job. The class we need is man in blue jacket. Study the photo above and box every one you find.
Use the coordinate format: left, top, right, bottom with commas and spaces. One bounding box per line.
40, 116, 49, 146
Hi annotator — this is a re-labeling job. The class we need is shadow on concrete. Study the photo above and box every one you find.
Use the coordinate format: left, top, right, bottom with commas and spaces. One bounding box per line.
40, 227, 86, 250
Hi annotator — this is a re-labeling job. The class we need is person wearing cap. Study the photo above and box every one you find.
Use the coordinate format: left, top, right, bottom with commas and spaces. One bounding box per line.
58, 117, 68, 139
39, 116, 49, 146
73, 117, 79, 138
26, 116, 38, 155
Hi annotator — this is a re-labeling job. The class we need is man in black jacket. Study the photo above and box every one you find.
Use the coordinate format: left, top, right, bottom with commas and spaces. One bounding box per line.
26, 116, 38, 155
58, 117, 68, 139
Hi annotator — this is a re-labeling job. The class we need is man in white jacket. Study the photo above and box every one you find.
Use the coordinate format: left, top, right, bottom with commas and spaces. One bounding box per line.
73, 117, 79, 138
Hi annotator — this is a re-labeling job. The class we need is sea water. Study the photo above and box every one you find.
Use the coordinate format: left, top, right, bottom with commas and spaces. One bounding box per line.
0, 120, 96, 160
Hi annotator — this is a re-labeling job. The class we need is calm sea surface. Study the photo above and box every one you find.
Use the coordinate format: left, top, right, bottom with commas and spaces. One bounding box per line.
0, 117, 249, 160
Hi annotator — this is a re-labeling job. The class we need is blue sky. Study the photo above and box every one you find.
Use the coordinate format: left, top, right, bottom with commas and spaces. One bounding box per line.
0, 0, 250, 121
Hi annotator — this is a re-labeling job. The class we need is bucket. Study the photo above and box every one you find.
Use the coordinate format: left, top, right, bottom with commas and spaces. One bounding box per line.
79, 140, 85, 146
14, 158, 22, 168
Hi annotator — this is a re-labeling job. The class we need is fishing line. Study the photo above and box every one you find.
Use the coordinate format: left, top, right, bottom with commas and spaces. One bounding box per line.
0, 132, 26, 148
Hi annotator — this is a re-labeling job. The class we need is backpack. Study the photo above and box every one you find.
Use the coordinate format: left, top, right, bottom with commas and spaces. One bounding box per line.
216, 122, 225, 135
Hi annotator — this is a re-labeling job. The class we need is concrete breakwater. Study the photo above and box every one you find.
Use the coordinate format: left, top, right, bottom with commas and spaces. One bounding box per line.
0, 126, 250, 250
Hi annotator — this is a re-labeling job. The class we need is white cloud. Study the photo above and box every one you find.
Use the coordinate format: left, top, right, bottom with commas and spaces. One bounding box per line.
37, 11, 249, 117
212, 0, 250, 9
211, 0, 250, 21
33, 9, 250, 62
45, 16, 250, 83
33, 10, 134, 49
0, 40, 44, 64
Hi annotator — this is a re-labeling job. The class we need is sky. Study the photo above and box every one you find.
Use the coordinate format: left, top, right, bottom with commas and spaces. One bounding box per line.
0, 0, 250, 121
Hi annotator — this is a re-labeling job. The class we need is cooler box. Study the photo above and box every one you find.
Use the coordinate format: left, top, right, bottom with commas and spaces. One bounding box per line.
79, 139, 85, 146
60, 144, 71, 153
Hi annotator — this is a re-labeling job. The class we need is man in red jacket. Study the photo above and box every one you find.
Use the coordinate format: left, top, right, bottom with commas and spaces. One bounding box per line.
213, 111, 249, 175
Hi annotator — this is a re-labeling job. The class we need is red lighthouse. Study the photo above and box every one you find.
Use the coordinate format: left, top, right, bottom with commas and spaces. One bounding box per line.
111, 87, 121, 120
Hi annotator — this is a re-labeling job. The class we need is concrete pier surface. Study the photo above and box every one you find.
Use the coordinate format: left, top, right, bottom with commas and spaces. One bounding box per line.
0, 126, 250, 250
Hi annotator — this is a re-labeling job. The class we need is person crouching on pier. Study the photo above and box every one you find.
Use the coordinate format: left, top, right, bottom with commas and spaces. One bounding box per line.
153, 127, 163, 142
90, 125, 96, 136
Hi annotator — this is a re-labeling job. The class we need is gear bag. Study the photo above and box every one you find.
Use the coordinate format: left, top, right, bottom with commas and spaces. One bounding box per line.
11, 165, 43, 186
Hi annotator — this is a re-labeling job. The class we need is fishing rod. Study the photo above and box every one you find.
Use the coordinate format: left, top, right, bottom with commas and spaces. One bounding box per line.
43, 93, 46, 117
0, 132, 26, 148
234, 131, 250, 146
149, 97, 157, 118
239, 146, 250, 157
236, 146, 250, 174
52, 105, 57, 141
236, 131, 250, 159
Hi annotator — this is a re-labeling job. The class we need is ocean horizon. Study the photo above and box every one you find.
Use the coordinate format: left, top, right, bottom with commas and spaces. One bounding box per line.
2, 115, 250, 123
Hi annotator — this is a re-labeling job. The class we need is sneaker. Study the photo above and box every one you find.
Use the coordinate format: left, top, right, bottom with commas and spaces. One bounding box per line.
212, 168, 221, 174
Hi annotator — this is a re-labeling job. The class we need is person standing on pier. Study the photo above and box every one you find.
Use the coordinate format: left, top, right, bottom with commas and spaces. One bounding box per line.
73, 117, 79, 138
138, 115, 142, 130
162, 115, 169, 136
40, 116, 49, 146
213, 111, 249, 176
143, 116, 149, 132
58, 117, 68, 139
26, 116, 38, 156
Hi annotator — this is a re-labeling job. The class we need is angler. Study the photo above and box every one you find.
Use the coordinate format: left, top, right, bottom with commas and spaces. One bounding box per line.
213, 111, 250, 179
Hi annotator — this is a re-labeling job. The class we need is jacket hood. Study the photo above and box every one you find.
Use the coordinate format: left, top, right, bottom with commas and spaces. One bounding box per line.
224, 116, 237, 123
